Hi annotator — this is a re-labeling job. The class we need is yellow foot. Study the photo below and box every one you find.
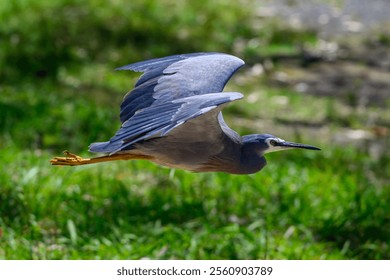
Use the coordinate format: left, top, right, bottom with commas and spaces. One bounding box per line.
50, 150, 91, 166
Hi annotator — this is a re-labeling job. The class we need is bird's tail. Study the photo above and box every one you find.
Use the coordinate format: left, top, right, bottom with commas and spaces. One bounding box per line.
50, 151, 151, 166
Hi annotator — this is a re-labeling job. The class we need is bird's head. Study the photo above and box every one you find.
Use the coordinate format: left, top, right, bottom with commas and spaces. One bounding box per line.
243, 134, 321, 155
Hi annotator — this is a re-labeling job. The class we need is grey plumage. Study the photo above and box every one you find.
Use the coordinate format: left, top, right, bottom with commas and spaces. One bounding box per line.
83, 52, 320, 174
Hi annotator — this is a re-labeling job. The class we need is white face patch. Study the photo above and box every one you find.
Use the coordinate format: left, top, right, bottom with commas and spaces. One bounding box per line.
264, 137, 289, 154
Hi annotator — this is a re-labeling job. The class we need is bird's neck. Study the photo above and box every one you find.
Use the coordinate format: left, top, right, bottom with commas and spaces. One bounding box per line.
238, 140, 267, 174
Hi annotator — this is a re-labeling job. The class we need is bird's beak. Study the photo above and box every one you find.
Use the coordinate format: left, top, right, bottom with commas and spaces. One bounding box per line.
277, 141, 321, 151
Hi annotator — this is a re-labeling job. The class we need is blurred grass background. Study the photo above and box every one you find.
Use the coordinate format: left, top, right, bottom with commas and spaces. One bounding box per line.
0, 0, 389, 259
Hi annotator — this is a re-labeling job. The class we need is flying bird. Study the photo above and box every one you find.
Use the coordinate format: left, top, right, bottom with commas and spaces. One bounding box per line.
50, 52, 320, 174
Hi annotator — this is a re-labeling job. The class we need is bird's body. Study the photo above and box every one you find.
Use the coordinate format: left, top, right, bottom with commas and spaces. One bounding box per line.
130, 111, 243, 173
51, 52, 320, 174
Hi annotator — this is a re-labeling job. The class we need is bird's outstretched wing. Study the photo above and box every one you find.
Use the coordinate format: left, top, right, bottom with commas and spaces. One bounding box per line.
89, 52, 245, 154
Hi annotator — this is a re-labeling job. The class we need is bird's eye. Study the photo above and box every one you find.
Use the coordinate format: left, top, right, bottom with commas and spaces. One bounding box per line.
270, 140, 277, 146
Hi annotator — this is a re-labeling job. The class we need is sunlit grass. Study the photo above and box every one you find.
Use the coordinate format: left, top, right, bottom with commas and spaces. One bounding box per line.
1, 138, 388, 259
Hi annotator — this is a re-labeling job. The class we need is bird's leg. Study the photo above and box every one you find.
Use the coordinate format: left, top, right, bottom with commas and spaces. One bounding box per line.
50, 151, 95, 166
50, 150, 145, 166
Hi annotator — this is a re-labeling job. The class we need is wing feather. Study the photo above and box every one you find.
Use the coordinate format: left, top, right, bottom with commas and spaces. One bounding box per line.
90, 92, 243, 154
89, 52, 245, 154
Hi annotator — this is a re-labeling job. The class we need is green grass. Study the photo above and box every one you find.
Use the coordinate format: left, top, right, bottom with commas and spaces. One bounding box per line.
1, 0, 389, 260
0, 0, 256, 81
0, 143, 388, 259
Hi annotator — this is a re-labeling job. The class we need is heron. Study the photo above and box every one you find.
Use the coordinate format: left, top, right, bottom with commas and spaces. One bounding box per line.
50, 52, 320, 174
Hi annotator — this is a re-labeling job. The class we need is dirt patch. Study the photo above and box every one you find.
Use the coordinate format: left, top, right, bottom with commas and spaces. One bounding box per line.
274, 59, 390, 108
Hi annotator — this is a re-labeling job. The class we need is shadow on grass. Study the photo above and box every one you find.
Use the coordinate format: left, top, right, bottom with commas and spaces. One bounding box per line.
0, 172, 207, 238
76, 183, 207, 235
313, 203, 390, 259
